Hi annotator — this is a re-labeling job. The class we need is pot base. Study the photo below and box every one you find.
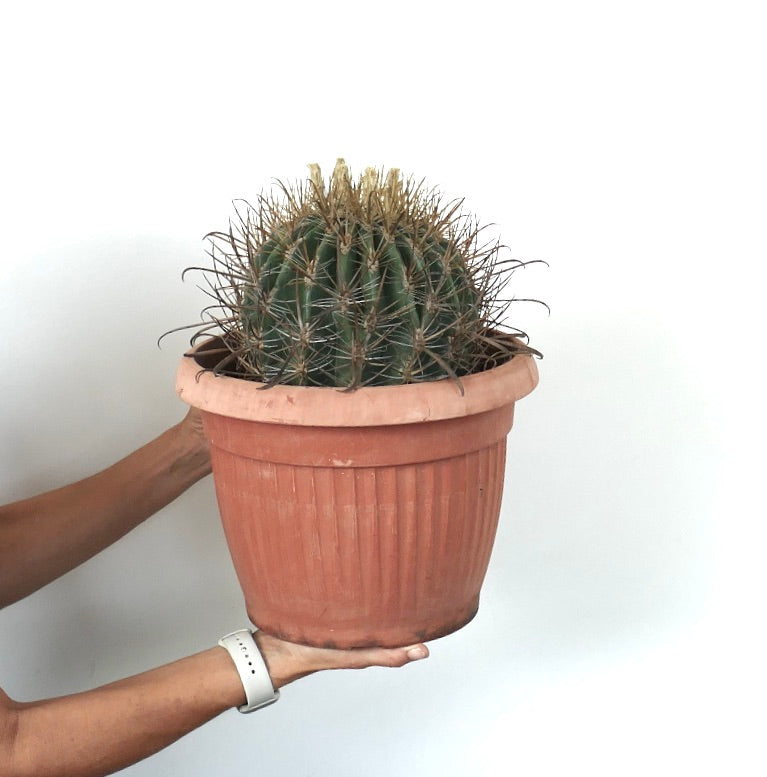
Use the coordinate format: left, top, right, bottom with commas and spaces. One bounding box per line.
249, 596, 480, 649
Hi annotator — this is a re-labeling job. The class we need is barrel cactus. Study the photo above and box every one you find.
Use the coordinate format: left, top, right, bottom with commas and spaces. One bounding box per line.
183, 159, 540, 389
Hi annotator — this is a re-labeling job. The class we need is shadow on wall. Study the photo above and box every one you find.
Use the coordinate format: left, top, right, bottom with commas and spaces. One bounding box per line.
486, 314, 717, 669
0, 234, 205, 499
1, 251, 718, 698
0, 234, 245, 696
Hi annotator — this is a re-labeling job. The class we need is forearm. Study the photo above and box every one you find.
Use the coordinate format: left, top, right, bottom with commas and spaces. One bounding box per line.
0, 631, 428, 777
0, 418, 211, 607
3, 647, 244, 777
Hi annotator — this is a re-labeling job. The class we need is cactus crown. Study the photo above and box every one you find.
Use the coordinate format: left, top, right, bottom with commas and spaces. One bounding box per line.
180, 159, 540, 390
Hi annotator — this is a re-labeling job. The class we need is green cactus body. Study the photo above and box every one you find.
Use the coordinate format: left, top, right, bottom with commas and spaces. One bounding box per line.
239, 213, 479, 388
191, 159, 538, 389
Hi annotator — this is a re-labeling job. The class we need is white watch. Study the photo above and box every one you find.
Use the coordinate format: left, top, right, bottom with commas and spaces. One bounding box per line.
218, 629, 280, 713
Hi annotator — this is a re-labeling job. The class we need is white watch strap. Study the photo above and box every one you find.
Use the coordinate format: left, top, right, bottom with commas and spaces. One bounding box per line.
218, 629, 280, 713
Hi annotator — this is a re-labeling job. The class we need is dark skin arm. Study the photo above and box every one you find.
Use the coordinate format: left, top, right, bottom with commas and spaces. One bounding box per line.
0, 410, 428, 777
0, 635, 426, 777
0, 410, 211, 608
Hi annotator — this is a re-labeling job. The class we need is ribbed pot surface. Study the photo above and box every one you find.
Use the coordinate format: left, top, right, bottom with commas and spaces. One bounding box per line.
204, 410, 511, 647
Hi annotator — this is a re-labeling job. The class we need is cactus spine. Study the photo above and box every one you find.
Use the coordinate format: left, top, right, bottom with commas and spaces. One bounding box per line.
192, 159, 536, 389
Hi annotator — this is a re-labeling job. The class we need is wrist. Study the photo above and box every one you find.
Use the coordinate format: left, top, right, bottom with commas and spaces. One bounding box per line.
169, 418, 211, 481
253, 631, 292, 688
252, 631, 317, 688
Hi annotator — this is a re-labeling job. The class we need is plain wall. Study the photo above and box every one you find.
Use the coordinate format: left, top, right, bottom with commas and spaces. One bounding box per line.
1, 1, 764, 774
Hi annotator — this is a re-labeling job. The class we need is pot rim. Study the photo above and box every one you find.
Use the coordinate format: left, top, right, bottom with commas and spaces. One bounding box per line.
175, 336, 539, 427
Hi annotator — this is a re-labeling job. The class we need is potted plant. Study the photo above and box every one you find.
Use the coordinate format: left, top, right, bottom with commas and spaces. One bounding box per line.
172, 160, 542, 648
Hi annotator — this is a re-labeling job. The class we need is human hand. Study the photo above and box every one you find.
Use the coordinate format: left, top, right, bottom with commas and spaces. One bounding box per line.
176, 407, 212, 477
254, 631, 429, 689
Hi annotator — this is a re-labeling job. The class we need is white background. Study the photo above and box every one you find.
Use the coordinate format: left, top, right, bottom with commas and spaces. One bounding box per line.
1, 1, 765, 775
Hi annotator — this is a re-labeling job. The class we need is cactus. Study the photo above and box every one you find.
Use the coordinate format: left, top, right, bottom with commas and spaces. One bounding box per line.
183, 159, 540, 389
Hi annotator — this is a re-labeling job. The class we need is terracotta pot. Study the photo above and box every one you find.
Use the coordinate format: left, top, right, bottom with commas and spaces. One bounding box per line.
176, 338, 538, 647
